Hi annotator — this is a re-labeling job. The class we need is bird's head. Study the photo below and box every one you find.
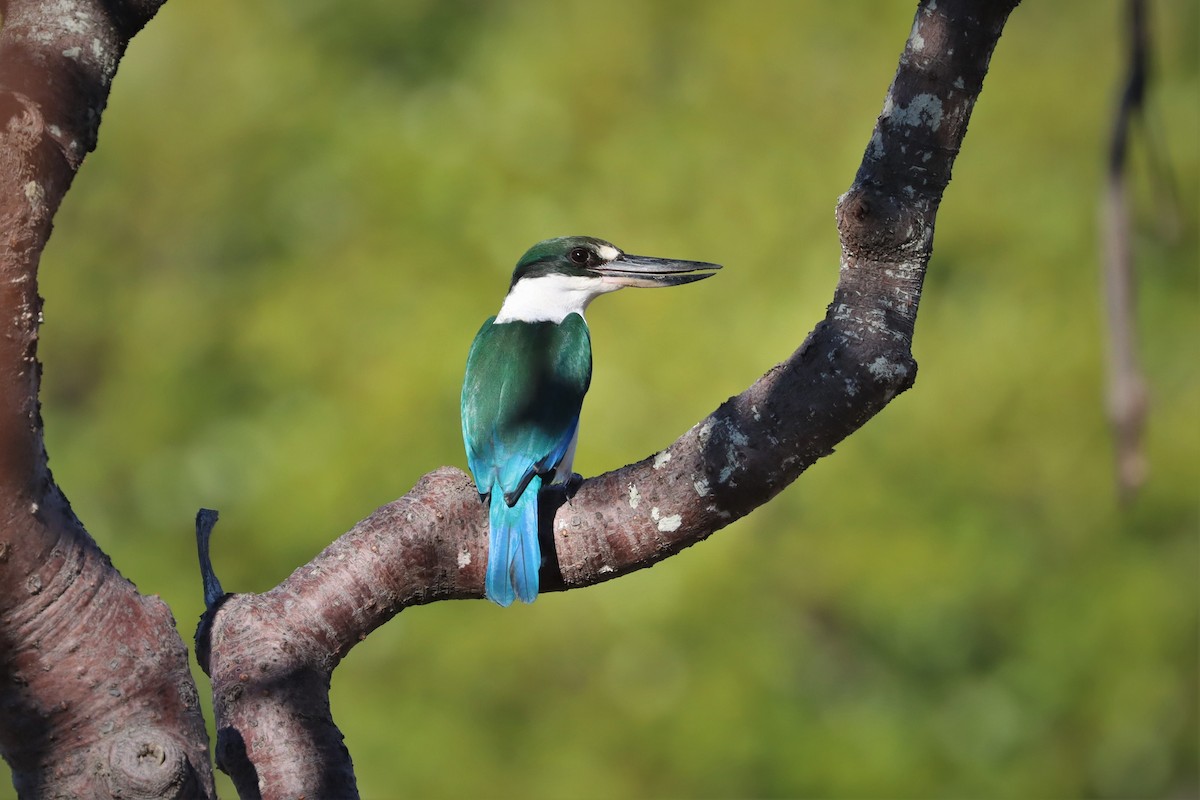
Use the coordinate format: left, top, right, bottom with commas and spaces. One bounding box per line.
495, 236, 720, 323
511, 235, 720, 289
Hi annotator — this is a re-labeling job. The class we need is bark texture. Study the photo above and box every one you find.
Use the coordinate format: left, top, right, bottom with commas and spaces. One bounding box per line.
196, 1, 1022, 796
0, 1, 214, 797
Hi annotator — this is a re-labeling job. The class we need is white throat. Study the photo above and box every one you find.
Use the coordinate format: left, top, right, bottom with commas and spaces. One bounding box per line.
493, 274, 622, 324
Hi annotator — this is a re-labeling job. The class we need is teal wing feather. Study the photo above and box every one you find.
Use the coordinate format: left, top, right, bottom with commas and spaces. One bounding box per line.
461, 313, 592, 604
461, 314, 591, 498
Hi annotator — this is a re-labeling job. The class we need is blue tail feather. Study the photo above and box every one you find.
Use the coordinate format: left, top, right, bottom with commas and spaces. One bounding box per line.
485, 475, 542, 606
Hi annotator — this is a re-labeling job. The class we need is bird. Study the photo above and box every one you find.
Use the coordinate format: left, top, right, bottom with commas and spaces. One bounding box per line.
461, 236, 720, 606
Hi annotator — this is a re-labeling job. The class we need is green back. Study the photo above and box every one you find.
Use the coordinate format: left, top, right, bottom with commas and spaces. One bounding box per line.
461, 313, 592, 499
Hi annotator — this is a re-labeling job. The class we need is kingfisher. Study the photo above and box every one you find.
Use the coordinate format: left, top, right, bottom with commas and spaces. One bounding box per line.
461, 236, 720, 606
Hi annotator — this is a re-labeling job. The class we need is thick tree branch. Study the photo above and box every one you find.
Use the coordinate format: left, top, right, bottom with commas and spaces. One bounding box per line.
0, 0, 214, 796
199, 1, 1022, 795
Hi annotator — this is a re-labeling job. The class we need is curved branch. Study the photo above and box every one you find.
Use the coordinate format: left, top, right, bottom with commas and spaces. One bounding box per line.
201, 0, 1022, 795
0, 0, 215, 796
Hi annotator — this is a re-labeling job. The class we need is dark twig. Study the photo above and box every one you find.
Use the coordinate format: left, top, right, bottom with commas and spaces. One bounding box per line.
196, 508, 225, 609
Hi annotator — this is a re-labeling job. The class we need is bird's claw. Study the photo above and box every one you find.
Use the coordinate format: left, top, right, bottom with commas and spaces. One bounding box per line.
563, 472, 584, 498
542, 472, 584, 505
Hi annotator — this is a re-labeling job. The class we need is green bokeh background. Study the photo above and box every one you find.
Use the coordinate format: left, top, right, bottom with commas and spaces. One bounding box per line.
5, 0, 1198, 797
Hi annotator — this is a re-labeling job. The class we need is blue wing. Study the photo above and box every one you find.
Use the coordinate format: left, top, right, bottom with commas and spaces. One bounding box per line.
461, 314, 592, 605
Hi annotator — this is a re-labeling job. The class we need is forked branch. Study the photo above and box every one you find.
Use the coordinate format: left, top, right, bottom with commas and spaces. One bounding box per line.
197, 1, 1021, 796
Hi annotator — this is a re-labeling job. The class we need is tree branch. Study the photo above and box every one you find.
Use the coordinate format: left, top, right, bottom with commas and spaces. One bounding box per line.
199, 1, 1022, 795
0, 0, 214, 796
1100, 0, 1151, 502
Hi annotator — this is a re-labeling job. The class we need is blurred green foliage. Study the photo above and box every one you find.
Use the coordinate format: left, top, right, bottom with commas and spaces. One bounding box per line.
4, 0, 1197, 797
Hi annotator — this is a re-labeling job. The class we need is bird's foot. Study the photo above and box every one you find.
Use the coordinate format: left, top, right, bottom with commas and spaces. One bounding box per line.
562, 472, 584, 499
542, 473, 584, 505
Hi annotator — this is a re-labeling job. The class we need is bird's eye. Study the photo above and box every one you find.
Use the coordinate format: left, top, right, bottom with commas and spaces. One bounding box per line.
568, 247, 590, 265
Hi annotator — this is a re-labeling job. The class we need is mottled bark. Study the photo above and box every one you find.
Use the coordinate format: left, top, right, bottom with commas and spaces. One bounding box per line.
197, 1, 1022, 796
0, 1, 214, 797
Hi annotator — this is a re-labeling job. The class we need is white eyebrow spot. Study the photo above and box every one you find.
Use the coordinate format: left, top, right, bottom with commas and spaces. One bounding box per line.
596, 244, 620, 261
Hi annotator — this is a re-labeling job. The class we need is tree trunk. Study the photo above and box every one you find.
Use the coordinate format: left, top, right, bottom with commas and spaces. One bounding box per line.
0, 1, 215, 797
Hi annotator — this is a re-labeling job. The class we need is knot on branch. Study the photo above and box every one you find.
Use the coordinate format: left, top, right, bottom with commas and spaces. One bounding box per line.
98, 728, 203, 800
0, 91, 43, 150
836, 186, 931, 261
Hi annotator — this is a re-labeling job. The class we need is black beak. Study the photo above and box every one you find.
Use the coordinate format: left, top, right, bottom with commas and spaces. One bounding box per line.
596, 253, 722, 288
